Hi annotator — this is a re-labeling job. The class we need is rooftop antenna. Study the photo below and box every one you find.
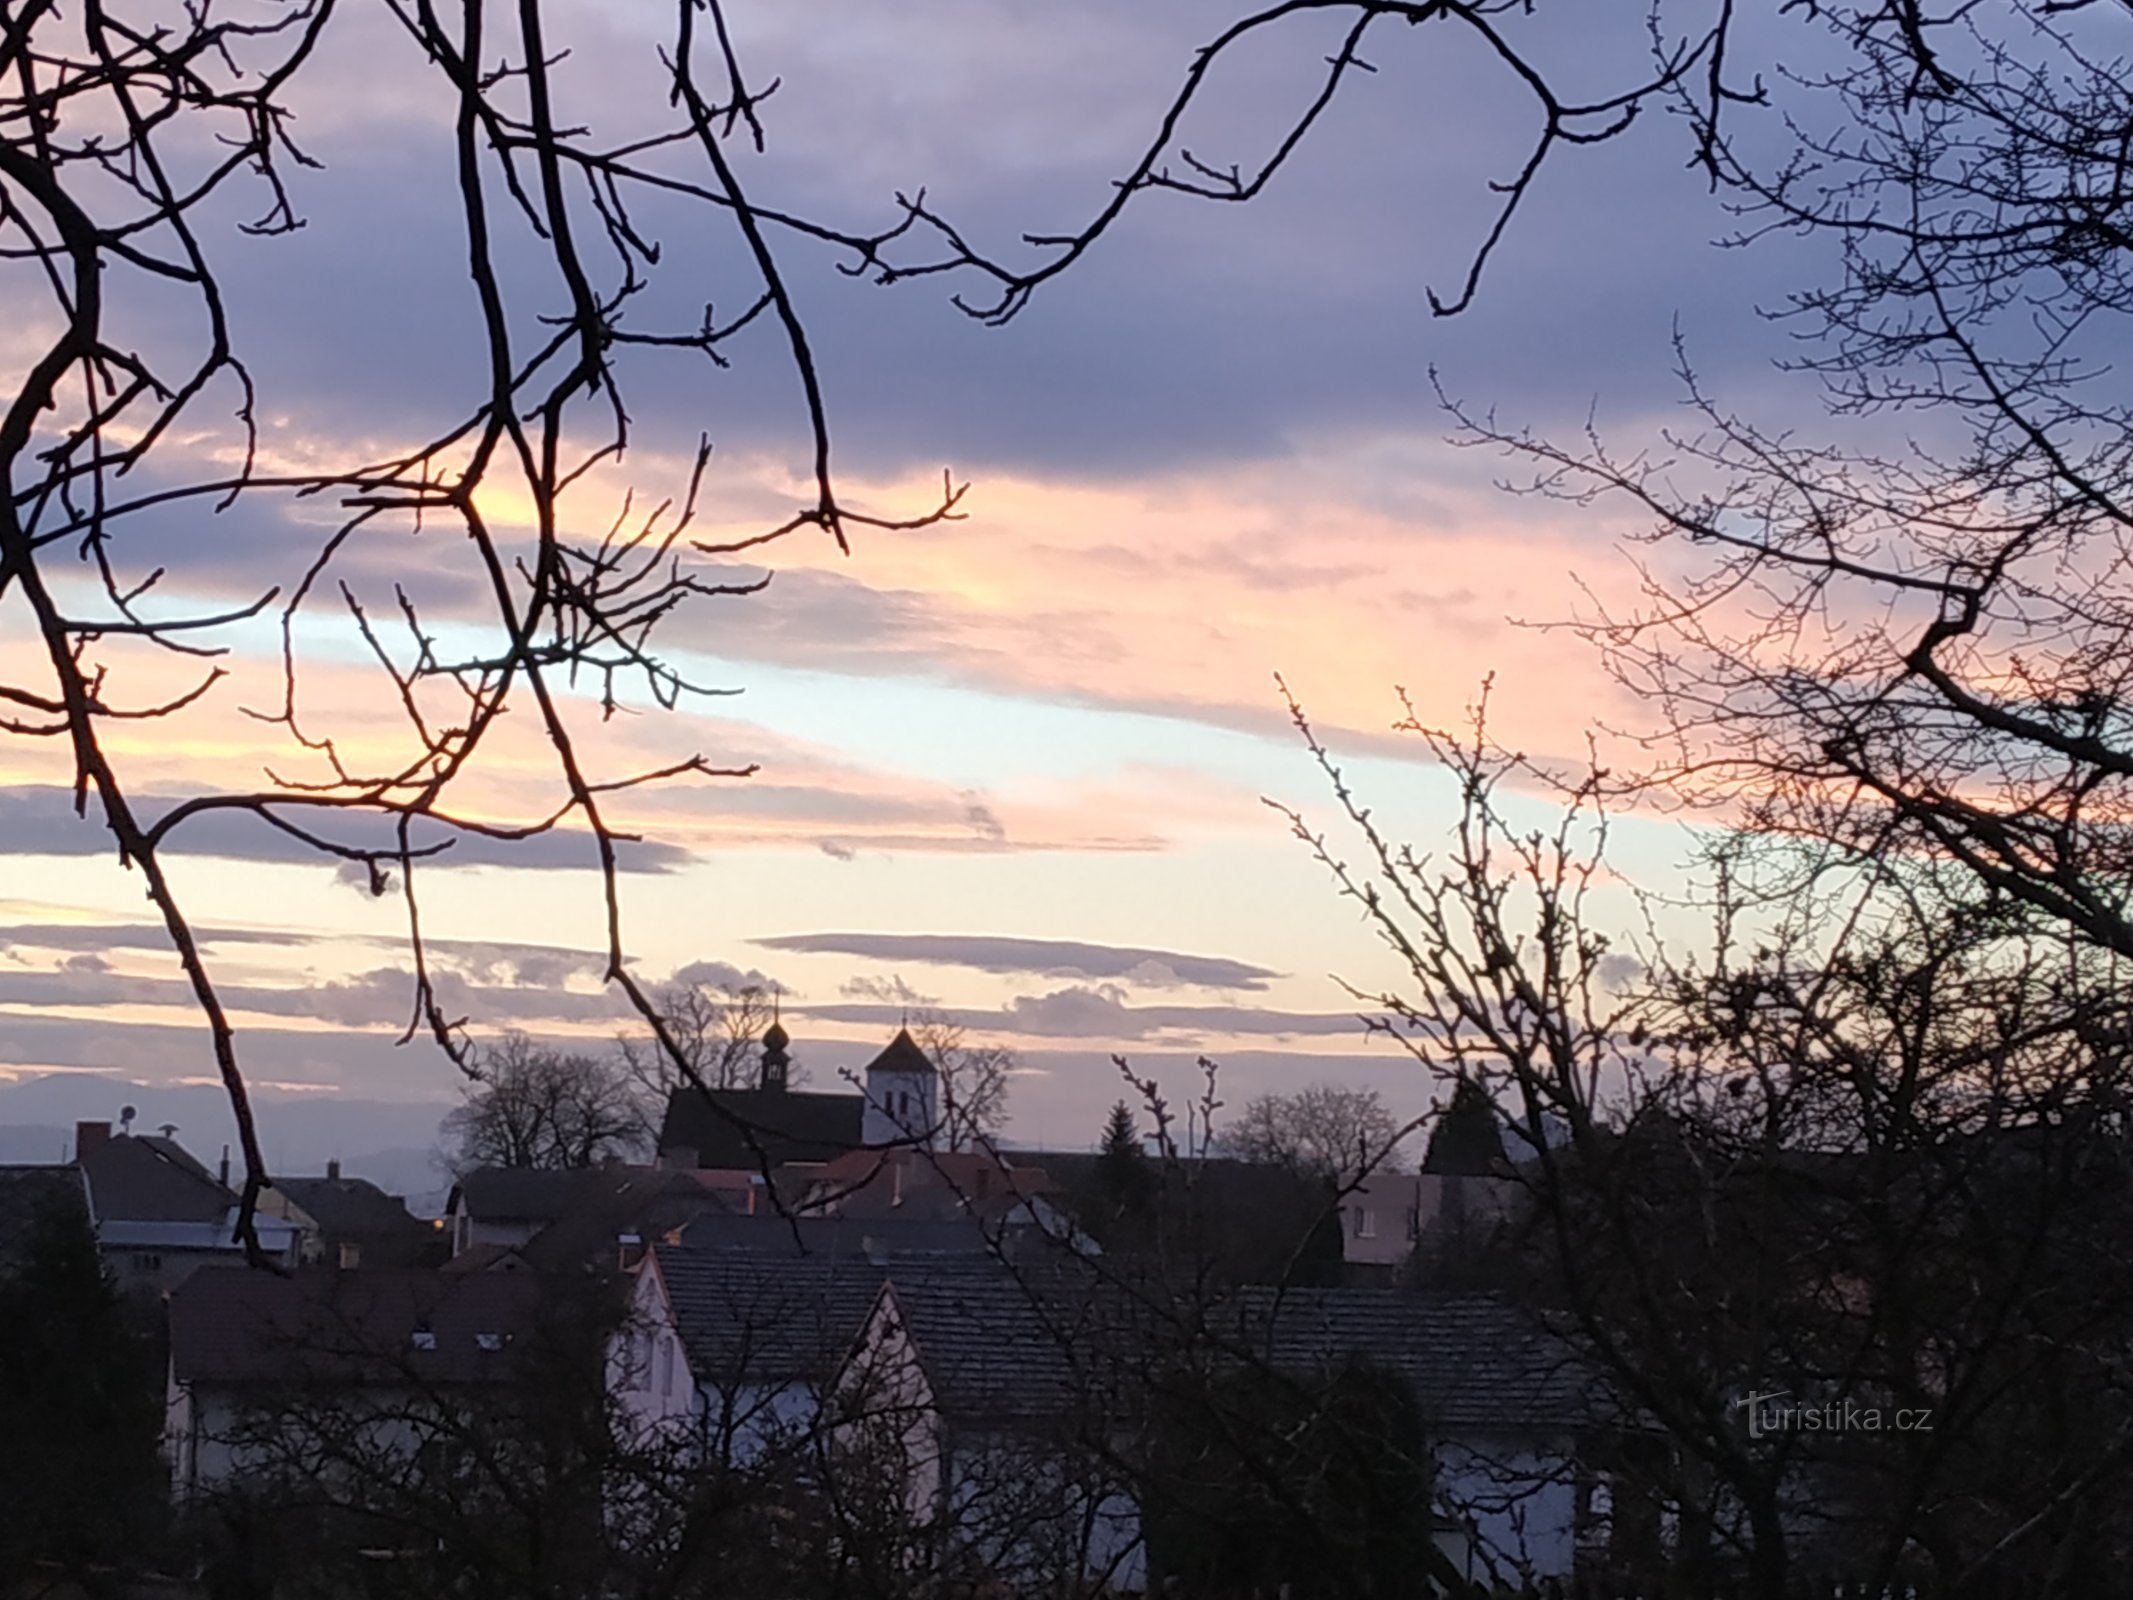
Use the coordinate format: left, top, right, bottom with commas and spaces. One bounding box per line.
117, 1105, 136, 1137
157, 1123, 178, 1139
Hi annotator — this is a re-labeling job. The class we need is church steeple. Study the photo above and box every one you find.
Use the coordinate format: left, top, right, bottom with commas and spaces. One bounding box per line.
861, 1028, 939, 1148
760, 997, 791, 1093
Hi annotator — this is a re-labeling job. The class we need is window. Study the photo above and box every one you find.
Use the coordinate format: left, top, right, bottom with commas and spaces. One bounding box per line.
131, 1252, 163, 1273
475, 1332, 505, 1353
1354, 1209, 1378, 1239
337, 1241, 362, 1270
410, 1329, 437, 1351
656, 1335, 674, 1394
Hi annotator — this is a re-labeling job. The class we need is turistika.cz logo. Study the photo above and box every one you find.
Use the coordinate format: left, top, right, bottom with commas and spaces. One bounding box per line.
1736, 1389, 1934, 1440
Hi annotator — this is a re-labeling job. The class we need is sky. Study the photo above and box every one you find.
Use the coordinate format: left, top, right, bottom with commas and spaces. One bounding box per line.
0, 0, 1846, 1176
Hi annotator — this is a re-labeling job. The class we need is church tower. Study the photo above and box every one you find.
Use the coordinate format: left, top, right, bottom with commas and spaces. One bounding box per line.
860, 1028, 939, 1148
759, 1014, 791, 1093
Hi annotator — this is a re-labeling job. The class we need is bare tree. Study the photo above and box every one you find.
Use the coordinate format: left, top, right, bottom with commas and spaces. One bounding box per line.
1220, 1082, 1408, 1186
906, 1010, 1013, 1154
616, 978, 784, 1126
1441, 1, 2133, 979
440, 1031, 647, 1172
1275, 684, 2133, 1595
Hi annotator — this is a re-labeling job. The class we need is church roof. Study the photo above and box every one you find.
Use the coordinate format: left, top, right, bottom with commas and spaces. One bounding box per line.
863, 1028, 935, 1078
658, 1086, 865, 1171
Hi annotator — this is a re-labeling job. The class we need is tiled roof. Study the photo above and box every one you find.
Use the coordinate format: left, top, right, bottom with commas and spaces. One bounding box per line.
80, 1134, 235, 1225
870, 1265, 1605, 1436
170, 1266, 545, 1386
1228, 1288, 1605, 1433
271, 1175, 424, 1242
802, 1148, 1056, 1223
873, 1255, 1141, 1421
0, 1165, 91, 1272
657, 1087, 865, 1171
449, 1165, 746, 1269
450, 1167, 597, 1225
654, 1245, 885, 1383
518, 1168, 737, 1271
672, 1212, 994, 1258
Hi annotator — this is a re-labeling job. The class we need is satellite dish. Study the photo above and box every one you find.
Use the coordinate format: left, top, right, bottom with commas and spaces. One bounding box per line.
118, 1105, 137, 1133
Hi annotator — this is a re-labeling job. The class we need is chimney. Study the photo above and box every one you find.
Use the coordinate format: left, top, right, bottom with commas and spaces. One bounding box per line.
327, 1158, 341, 1181
74, 1121, 110, 1159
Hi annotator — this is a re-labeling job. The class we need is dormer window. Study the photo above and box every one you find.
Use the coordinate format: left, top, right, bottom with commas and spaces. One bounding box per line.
411, 1330, 438, 1351
475, 1332, 505, 1353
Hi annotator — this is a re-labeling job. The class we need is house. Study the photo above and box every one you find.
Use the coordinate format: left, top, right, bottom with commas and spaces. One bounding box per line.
655, 1026, 940, 1174
611, 1242, 888, 1468
1343, 1078, 1522, 1275
1223, 1287, 1617, 1587
611, 1221, 1045, 1460
844, 1271, 1616, 1591
609, 1240, 1141, 1589
259, 1160, 435, 1269
838, 1255, 1147, 1592
780, 1145, 1087, 1258
75, 1121, 300, 1293
166, 1264, 547, 1501
442, 1163, 742, 1267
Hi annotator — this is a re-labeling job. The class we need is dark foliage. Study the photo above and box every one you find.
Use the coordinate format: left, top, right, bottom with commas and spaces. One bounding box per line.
0, 1196, 164, 1582
1144, 1354, 1439, 1599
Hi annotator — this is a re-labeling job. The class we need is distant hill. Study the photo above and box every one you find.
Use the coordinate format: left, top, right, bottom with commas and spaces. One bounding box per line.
0, 1075, 452, 1206
0, 1123, 71, 1164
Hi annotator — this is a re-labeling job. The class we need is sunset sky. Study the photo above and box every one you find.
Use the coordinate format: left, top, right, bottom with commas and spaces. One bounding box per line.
0, 0, 1833, 1172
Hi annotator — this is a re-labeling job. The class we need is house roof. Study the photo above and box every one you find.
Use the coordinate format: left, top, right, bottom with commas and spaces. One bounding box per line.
792, 1148, 1059, 1229
272, 1176, 426, 1242
1228, 1288, 1605, 1433
0, 1165, 91, 1273
654, 1245, 886, 1384
860, 1263, 1606, 1434
517, 1167, 739, 1272
450, 1166, 598, 1225
80, 1134, 236, 1225
671, 1211, 996, 1258
657, 1086, 865, 1171
170, 1266, 545, 1386
869, 1255, 1137, 1421
449, 1165, 744, 1269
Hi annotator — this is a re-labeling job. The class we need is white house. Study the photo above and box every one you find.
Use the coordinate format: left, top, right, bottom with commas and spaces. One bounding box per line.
609, 1242, 887, 1468
165, 1265, 544, 1502
836, 1258, 1148, 1594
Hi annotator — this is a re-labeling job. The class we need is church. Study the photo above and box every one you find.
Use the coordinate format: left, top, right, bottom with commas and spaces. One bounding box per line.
653, 1023, 940, 1175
